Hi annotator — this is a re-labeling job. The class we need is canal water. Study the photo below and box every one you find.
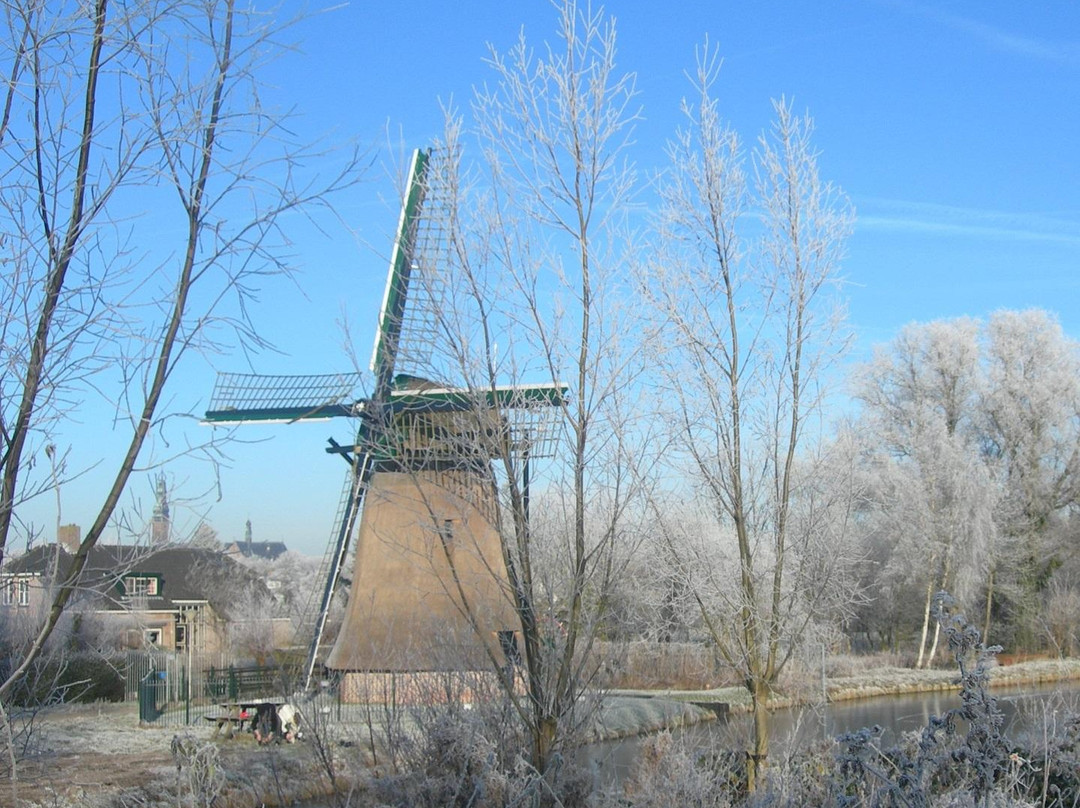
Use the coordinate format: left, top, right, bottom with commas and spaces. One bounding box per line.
294, 681, 1080, 805
588, 680, 1080, 785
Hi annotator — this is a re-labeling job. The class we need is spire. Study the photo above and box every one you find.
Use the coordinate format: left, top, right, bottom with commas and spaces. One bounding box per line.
151, 473, 170, 546
245, 518, 253, 551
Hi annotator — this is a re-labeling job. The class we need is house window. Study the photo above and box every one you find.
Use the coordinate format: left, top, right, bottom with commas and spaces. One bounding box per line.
124, 576, 159, 597
174, 622, 187, 649
1, 578, 31, 607
145, 629, 161, 646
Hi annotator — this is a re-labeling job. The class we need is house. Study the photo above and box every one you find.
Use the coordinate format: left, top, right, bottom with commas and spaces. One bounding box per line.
1, 544, 288, 654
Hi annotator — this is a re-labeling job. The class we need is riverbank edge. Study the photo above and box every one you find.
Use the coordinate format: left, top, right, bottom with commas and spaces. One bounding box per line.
23, 660, 1080, 807
826, 657, 1080, 703
596, 657, 1080, 744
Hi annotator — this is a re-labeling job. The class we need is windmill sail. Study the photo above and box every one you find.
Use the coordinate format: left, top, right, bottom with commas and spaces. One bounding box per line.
297, 452, 373, 689
370, 149, 452, 384
204, 372, 361, 424
292, 469, 365, 683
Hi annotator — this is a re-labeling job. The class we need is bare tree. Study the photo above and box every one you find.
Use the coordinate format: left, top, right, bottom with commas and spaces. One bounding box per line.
398, 1, 652, 782
1040, 573, 1080, 657
0, 0, 357, 734
644, 48, 855, 789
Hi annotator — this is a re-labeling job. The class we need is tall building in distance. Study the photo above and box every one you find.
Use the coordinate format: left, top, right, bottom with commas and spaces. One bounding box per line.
151, 473, 170, 546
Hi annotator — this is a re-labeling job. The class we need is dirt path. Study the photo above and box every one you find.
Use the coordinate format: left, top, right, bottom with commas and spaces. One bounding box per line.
6, 702, 325, 808
14, 750, 174, 806
5, 703, 167, 805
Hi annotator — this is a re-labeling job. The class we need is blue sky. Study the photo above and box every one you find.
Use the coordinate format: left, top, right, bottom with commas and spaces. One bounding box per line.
25, 1, 1080, 556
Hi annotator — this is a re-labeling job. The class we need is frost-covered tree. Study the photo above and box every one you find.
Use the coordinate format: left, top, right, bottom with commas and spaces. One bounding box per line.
0, 2, 359, 770
405, 1, 652, 782
644, 47, 856, 788
980, 309, 1080, 648
854, 318, 996, 666
852, 310, 1080, 654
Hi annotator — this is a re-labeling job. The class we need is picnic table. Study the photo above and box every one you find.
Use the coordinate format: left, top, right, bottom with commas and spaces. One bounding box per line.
205, 699, 282, 738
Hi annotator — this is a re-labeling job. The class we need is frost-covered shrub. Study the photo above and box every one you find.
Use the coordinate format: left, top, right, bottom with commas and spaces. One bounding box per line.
816, 595, 1020, 808
355, 704, 593, 808
611, 730, 736, 808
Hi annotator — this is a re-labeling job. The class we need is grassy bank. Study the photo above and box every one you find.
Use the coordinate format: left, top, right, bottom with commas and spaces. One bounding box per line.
600, 657, 1080, 742
826, 656, 1080, 701
594, 696, 716, 742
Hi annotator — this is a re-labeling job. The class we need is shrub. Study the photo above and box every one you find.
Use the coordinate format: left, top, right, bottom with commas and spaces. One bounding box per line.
4, 651, 123, 706
819, 594, 1020, 807
614, 730, 738, 808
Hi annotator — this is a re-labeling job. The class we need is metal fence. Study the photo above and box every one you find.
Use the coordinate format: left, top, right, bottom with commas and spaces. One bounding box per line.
128, 650, 288, 728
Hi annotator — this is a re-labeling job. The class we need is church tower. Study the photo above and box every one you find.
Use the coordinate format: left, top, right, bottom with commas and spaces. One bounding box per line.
151, 474, 170, 546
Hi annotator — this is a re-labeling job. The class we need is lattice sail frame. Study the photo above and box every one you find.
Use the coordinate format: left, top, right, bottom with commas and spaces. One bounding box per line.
369, 147, 565, 470
388, 384, 563, 457
370, 148, 453, 383
205, 372, 362, 423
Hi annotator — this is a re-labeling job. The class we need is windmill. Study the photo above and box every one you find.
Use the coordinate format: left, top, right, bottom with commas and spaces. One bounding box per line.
203, 149, 564, 690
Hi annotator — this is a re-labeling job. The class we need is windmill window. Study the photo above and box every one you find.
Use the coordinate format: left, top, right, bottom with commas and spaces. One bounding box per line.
124, 576, 159, 597
498, 630, 521, 667
439, 519, 455, 554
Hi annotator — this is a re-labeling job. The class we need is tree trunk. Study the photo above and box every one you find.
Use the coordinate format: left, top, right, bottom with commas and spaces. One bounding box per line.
926, 620, 942, 668
982, 566, 995, 644
926, 554, 952, 667
746, 678, 770, 791
916, 575, 934, 669
535, 715, 557, 776
0, 0, 109, 565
